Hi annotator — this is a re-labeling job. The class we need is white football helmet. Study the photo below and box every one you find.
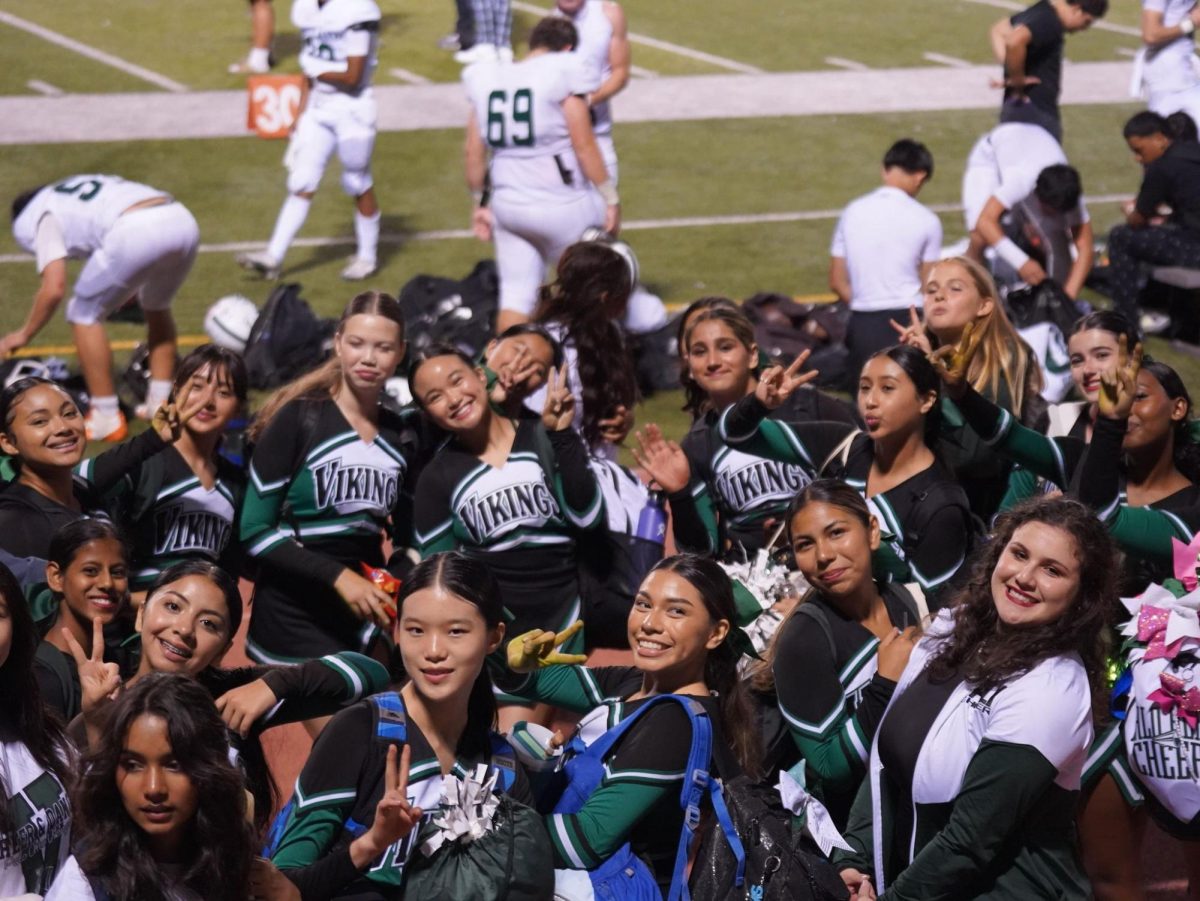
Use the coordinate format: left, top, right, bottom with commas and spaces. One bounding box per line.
580, 227, 640, 289
204, 295, 260, 353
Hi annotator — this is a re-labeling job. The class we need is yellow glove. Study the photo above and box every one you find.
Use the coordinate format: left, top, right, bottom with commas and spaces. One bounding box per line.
506, 620, 587, 673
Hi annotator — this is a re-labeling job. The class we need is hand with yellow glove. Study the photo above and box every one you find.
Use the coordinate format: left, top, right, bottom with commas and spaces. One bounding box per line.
506, 620, 588, 673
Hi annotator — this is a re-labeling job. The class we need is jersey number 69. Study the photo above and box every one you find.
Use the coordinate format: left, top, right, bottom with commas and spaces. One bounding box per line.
486, 89, 535, 149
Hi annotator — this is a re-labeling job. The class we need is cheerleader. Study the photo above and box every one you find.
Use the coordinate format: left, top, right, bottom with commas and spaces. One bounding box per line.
752, 481, 920, 827
50, 674, 261, 901
102, 344, 248, 595
34, 519, 130, 721
676, 344, 972, 603
269, 553, 533, 899
500, 554, 758, 894
0, 376, 210, 562
892, 256, 1041, 517
835, 497, 1117, 900
240, 291, 423, 665
633, 301, 854, 561
0, 562, 73, 897
409, 347, 602, 657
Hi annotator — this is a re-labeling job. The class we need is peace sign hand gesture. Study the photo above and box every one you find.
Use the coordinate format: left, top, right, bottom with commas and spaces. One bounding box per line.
754, 350, 818, 411
151, 377, 217, 443
490, 343, 539, 407
889, 305, 932, 355
507, 620, 588, 673
927, 320, 983, 400
541, 364, 576, 432
64, 617, 122, 738
1097, 334, 1143, 421
351, 744, 424, 867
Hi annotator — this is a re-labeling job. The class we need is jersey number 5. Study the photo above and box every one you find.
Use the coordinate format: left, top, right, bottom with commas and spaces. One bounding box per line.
486, 89, 535, 148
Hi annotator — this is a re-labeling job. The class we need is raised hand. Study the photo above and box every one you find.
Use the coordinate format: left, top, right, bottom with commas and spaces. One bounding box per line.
541, 363, 576, 432
65, 617, 122, 730
631, 424, 691, 493
333, 568, 397, 629
215, 678, 280, 738
598, 404, 634, 445
1097, 334, 1143, 421
890, 305, 932, 355
507, 620, 588, 673
754, 349, 818, 410
151, 376, 217, 443
490, 343, 539, 406
351, 744, 424, 867
927, 320, 982, 399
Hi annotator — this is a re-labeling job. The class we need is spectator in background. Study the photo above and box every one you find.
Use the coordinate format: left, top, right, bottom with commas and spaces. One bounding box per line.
990, 0, 1109, 140
829, 139, 942, 382
1108, 111, 1200, 327
1136, 0, 1200, 128
963, 123, 1093, 299
453, 0, 513, 63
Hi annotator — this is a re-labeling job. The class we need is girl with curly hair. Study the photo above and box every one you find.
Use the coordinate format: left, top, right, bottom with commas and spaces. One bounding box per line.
834, 496, 1118, 900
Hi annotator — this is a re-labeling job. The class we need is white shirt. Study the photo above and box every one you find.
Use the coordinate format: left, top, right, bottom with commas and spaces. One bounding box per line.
12, 175, 164, 265
988, 123, 1070, 210
560, 0, 615, 135
1143, 0, 1200, 94
463, 53, 600, 204
292, 0, 380, 96
830, 185, 943, 312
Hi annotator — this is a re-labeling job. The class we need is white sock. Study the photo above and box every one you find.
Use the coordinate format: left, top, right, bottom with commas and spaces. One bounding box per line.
354, 210, 380, 265
91, 396, 119, 416
248, 47, 271, 69
146, 379, 173, 409
266, 195, 312, 264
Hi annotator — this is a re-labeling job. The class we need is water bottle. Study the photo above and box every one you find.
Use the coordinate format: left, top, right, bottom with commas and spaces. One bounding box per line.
635, 490, 667, 546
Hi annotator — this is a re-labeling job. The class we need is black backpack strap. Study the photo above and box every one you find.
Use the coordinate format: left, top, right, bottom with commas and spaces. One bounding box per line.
793, 601, 837, 661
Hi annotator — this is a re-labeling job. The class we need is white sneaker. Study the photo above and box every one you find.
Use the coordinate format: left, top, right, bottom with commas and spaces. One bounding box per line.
454, 43, 497, 64
236, 251, 281, 280
228, 56, 271, 75
341, 257, 378, 281
85, 409, 128, 442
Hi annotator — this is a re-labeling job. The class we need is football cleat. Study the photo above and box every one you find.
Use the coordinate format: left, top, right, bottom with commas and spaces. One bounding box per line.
341, 257, 378, 281
236, 251, 281, 280
85, 409, 128, 443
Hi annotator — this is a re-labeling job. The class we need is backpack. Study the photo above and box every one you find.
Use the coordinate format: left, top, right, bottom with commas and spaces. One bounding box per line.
243, 283, 335, 390
552, 695, 745, 901
1002, 280, 1082, 340
397, 260, 499, 362
741, 294, 850, 390
629, 313, 683, 394
689, 776, 848, 901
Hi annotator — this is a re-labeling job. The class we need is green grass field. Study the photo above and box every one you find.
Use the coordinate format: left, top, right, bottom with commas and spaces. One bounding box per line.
4, 0, 1196, 443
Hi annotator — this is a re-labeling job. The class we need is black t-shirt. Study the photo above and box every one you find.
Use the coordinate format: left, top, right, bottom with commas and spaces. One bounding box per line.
1135, 139, 1200, 236
1004, 0, 1064, 121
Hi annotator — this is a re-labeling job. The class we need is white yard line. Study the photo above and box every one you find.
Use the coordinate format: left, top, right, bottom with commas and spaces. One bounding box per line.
26, 80, 64, 96
390, 67, 432, 85
959, 0, 1141, 38
923, 52, 973, 68
0, 10, 188, 93
824, 57, 870, 71
509, 0, 763, 73
629, 64, 658, 78
0, 193, 1134, 265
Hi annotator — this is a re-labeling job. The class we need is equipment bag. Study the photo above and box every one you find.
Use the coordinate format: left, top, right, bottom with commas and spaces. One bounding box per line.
689, 776, 848, 901
398, 260, 499, 362
551, 695, 745, 901
243, 283, 335, 390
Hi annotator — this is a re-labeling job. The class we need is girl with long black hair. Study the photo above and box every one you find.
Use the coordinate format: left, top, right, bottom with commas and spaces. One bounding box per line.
269, 552, 533, 899
51, 673, 259, 901
241, 291, 424, 666
750, 481, 920, 828
0, 560, 73, 896
634, 301, 854, 561
835, 497, 1117, 900
500, 553, 759, 893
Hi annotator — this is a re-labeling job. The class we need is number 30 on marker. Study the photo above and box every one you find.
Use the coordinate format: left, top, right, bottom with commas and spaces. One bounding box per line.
246, 75, 305, 139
